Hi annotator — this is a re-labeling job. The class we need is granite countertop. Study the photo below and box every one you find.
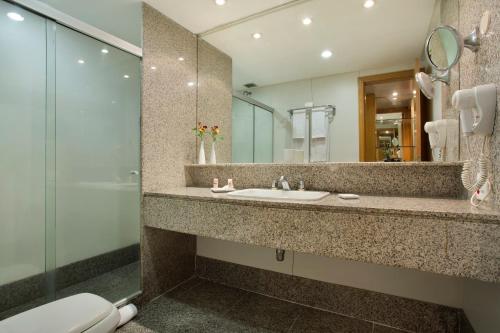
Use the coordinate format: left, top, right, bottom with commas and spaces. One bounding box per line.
184, 162, 464, 167
144, 187, 500, 224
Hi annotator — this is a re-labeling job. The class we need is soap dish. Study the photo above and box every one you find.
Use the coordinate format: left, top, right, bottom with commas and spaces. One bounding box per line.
211, 187, 235, 193
338, 193, 360, 200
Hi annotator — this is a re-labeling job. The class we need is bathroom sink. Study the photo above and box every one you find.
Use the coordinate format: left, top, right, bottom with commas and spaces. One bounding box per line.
226, 189, 330, 201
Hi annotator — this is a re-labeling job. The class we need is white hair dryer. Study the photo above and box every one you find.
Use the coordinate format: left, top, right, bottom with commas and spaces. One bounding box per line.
451, 84, 497, 206
452, 84, 496, 136
424, 119, 459, 161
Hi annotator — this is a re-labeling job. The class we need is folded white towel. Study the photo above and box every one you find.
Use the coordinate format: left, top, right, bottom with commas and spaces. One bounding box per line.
292, 111, 306, 139
311, 111, 327, 138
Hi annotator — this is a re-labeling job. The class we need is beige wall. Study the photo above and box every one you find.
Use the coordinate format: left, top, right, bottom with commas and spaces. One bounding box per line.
197, 237, 465, 308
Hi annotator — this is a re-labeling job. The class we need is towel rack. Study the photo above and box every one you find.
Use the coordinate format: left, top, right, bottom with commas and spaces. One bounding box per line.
288, 105, 336, 121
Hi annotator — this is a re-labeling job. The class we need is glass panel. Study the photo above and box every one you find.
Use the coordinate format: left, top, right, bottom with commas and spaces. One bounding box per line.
40, 0, 142, 48
232, 98, 254, 163
0, 1, 50, 317
54, 24, 141, 302
254, 106, 273, 163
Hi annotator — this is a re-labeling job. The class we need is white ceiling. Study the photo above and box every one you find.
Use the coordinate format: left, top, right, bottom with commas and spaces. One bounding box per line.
143, 0, 295, 34
366, 79, 416, 109
145, 0, 436, 90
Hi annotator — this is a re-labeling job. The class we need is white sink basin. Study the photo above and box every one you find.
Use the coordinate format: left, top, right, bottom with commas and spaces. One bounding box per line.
226, 188, 330, 201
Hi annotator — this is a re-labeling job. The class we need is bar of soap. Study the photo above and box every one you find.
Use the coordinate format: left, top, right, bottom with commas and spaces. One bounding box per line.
211, 187, 235, 193
338, 193, 360, 200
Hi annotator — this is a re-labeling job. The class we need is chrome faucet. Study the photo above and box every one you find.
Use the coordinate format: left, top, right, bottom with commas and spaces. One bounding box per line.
276, 176, 291, 191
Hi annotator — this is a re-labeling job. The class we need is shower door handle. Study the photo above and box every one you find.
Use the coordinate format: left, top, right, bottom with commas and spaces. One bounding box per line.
129, 170, 139, 175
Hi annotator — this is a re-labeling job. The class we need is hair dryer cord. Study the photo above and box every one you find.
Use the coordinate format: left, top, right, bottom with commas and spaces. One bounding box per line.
461, 137, 489, 194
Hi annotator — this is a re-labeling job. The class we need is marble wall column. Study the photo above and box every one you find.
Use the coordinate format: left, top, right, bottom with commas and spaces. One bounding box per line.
140, 3, 198, 303
140, 4, 233, 302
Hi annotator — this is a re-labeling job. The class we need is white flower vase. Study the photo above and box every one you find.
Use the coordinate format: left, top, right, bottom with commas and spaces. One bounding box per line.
198, 139, 206, 165
209, 141, 217, 164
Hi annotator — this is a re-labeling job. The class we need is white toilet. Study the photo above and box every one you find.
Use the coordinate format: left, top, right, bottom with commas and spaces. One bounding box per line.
0, 293, 136, 333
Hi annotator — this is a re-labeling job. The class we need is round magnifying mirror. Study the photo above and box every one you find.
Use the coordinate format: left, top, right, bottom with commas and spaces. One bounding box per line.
425, 25, 463, 72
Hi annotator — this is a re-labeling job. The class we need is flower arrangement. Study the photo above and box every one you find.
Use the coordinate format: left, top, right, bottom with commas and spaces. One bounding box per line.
209, 125, 224, 142
192, 122, 208, 139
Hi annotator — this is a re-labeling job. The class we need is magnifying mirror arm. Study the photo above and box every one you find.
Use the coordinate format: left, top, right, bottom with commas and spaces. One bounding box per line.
464, 26, 480, 52
431, 70, 451, 85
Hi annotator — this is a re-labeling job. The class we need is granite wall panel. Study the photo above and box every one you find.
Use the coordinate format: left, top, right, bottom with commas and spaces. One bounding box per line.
197, 39, 233, 163
185, 162, 464, 198
141, 4, 198, 302
142, 3, 198, 192
440, 0, 500, 208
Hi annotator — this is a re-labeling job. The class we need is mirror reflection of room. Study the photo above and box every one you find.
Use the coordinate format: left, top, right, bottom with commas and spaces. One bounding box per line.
361, 72, 423, 162
204, 0, 457, 164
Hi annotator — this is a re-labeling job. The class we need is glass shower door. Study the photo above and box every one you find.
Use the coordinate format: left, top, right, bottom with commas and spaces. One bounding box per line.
54, 24, 141, 302
254, 106, 273, 163
0, 1, 141, 319
232, 97, 274, 163
232, 97, 255, 163
0, 1, 51, 318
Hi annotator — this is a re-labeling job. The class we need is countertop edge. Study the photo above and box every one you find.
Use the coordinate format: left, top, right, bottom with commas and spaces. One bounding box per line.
143, 189, 500, 224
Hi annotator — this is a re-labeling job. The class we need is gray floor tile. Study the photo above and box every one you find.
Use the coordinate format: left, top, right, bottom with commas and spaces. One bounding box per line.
289, 308, 373, 333
373, 324, 408, 333
197, 256, 462, 333
118, 289, 270, 333
173, 277, 205, 293
169, 280, 248, 315
222, 293, 302, 332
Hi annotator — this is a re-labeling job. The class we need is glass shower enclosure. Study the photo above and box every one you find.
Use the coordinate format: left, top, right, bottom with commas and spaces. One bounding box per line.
232, 96, 274, 163
0, 0, 141, 319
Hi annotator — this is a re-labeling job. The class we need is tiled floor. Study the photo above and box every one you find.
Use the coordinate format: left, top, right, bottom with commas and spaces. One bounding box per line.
119, 278, 404, 333
0, 262, 140, 321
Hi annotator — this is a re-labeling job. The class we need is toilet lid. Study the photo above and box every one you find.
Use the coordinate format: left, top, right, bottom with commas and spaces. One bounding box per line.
0, 293, 116, 333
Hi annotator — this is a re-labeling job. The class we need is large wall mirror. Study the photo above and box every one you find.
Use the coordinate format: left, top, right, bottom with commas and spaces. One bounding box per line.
201, 0, 453, 163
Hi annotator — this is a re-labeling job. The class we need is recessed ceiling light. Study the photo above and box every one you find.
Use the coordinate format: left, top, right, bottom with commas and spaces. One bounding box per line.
187, 81, 195, 87
7, 12, 24, 21
392, 97, 398, 100
413, 90, 417, 95
302, 17, 312, 26
123, 74, 130, 79
77, 59, 85, 64
392, 92, 398, 97
101, 49, 109, 54
178, 57, 185, 61
363, 0, 375, 9
215, 0, 226, 6
321, 50, 333, 58
151, 66, 157, 70
252, 32, 262, 40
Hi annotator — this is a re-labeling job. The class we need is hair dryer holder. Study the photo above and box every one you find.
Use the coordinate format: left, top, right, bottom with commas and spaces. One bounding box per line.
452, 84, 497, 136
